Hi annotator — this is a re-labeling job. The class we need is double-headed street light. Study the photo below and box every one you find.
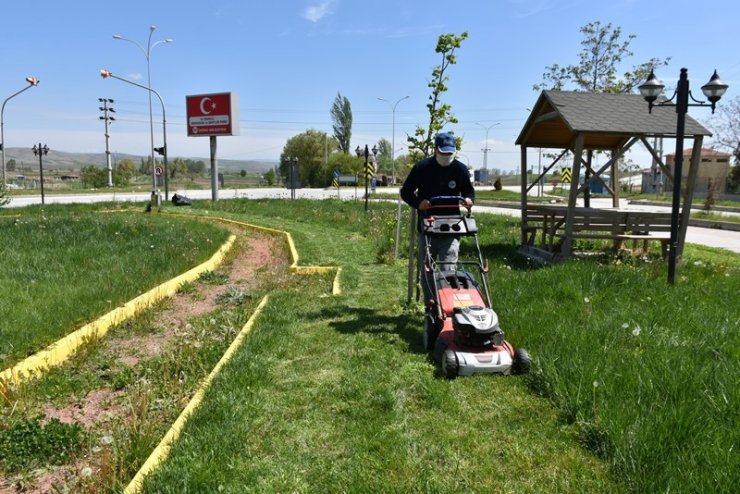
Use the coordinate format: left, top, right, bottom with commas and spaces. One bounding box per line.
2, 77, 39, 189
638, 67, 728, 285
355, 144, 378, 211
32, 143, 49, 205
100, 69, 170, 200
377, 95, 409, 185
112, 26, 172, 206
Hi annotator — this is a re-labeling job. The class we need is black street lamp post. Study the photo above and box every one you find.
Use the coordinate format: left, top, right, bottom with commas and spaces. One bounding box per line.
289, 157, 298, 200
355, 144, 378, 211
32, 143, 49, 205
638, 68, 728, 284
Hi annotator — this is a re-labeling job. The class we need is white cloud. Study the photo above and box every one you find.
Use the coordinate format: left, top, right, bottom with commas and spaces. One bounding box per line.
302, 1, 336, 23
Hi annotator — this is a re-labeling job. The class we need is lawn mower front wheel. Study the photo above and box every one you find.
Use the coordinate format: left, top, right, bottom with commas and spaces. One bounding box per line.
442, 350, 459, 379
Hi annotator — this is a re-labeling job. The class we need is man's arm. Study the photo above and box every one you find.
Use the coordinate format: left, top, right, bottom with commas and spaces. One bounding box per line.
400, 165, 422, 209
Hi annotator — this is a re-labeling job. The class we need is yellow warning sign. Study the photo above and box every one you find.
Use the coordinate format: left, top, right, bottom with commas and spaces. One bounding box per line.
561, 167, 572, 183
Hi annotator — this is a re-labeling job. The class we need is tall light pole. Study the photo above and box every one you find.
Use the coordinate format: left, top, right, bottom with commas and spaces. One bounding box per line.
98, 98, 115, 187
32, 143, 49, 205
639, 68, 728, 284
112, 26, 172, 206
377, 95, 409, 184
100, 69, 170, 200
475, 122, 500, 170
2, 77, 39, 189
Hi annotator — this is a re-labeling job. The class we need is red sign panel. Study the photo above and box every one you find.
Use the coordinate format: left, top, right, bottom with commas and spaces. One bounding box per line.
186, 92, 240, 137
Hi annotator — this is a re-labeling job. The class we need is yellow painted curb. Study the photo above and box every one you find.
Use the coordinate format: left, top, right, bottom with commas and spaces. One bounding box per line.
0, 234, 237, 388
123, 295, 271, 494
178, 214, 341, 295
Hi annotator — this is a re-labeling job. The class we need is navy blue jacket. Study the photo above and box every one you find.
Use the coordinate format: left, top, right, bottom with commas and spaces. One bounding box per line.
400, 156, 475, 210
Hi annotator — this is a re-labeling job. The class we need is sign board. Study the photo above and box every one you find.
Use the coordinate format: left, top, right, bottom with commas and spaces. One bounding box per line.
186, 92, 240, 137
154, 166, 163, 176
561, 167, 572, 183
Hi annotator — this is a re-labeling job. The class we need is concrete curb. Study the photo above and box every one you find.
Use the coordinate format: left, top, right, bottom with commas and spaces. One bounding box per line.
123, 295, 271, 494
180, 214, 342, 296
0, 234, 237, 388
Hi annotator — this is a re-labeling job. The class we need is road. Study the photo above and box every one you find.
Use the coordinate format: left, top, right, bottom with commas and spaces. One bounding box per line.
5, 187, 740, 254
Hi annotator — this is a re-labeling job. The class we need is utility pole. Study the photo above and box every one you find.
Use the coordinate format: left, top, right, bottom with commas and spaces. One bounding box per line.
98, 98, 115, 187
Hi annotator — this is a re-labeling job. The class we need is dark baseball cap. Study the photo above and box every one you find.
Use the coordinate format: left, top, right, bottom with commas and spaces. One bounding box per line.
435, 132, 456, 153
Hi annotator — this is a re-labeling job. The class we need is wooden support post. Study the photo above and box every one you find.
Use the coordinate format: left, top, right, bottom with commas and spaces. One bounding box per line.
611, 148, 620, 208
521, 145, 529, 246
562, 133, 584, 256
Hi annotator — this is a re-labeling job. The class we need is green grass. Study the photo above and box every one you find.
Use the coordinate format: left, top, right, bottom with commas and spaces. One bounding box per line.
692, 211, 740, 223
1, 199, 737, 492
0, 206, 230, 368
140, 199, 738, 493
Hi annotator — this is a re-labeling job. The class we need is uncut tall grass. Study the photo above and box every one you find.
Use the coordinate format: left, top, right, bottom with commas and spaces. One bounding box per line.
0, 208, 229, 368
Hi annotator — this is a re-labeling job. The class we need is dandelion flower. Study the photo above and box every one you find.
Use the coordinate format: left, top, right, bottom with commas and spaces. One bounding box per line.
101, 435, 113, 446
584, 297, 590, 303
622, 322, 629, 329
81, 467, 93, 477
632, 326, 642, 337
593, 380, 600, 388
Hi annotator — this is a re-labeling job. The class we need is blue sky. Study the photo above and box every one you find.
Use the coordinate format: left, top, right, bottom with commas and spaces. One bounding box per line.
1, 0, 738, 171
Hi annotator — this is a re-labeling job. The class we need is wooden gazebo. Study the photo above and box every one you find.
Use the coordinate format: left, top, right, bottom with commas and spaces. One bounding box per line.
516, 90, 712, 259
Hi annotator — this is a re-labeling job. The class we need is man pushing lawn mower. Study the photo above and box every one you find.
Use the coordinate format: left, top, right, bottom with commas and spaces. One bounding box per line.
401, 132, 530, 378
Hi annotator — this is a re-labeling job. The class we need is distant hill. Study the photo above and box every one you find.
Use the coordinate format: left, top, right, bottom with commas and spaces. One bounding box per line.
2, 147, 277, 174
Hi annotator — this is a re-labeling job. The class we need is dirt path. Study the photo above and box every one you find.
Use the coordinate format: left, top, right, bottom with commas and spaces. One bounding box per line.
0, 225, 287, 493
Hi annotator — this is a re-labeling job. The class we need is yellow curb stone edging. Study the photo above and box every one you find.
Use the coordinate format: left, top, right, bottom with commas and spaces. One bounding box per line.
0, 234, 237, 388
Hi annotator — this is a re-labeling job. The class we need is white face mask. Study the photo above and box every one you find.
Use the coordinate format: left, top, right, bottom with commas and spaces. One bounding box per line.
436, 153, 454, 167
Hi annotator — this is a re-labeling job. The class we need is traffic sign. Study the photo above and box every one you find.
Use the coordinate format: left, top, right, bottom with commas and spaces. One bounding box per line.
561, 167, 572, 183
333, 169, 340, 178
155, 166, 164, 177
186, 92, 240, 137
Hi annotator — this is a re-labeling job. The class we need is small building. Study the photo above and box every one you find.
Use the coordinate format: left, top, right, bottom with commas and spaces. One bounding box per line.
665, 148, 731, 194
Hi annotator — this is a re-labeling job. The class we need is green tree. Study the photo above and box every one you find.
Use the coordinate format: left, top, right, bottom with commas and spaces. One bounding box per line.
80, 165, 107, 188
280, 130, 336, 187
534, 21, 670, 93
168, 158, 188, 179
263, 169, 276, 186
6, 159, 16, 172
407, 32, 468, 159
113, 159, 137, 186
240, 169, 247, 178
186, 159, 206, 178
330, 93, 353, 154
374, 138, 393, 175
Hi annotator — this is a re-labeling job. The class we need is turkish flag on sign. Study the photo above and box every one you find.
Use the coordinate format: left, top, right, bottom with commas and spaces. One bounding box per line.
185, 92, 239, 137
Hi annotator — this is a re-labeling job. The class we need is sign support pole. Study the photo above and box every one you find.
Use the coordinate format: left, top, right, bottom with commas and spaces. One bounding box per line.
210, 135, 218, 202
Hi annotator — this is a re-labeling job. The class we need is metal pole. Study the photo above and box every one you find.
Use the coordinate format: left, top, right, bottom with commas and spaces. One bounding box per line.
210, 135, 218, 201
2, 80, 38, 189
364, 145, 369, 211
36, 144, 46, 205
668, 68, 689, 285
146, 27, 157, 203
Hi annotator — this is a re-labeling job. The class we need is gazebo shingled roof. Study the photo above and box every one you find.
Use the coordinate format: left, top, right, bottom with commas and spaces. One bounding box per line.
516, 90, 712, 150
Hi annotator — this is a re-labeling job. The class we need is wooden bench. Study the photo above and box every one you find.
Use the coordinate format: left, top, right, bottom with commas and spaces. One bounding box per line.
523, 206, 674, 256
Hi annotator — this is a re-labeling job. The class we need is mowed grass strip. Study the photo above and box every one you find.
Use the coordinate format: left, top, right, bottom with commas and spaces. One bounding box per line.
141, 278, 617, 493
146, 199, 737, 493
0, 208, 229, 368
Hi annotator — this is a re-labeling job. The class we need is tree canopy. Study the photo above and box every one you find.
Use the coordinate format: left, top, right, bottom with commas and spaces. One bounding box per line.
280, 129, 341, 187
407, 32, 468, 159
331, 93, 353, 154
534, 21, 669, 94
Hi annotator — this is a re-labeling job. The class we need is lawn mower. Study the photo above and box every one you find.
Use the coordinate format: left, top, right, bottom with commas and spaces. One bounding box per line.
420, 196, 530, 378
